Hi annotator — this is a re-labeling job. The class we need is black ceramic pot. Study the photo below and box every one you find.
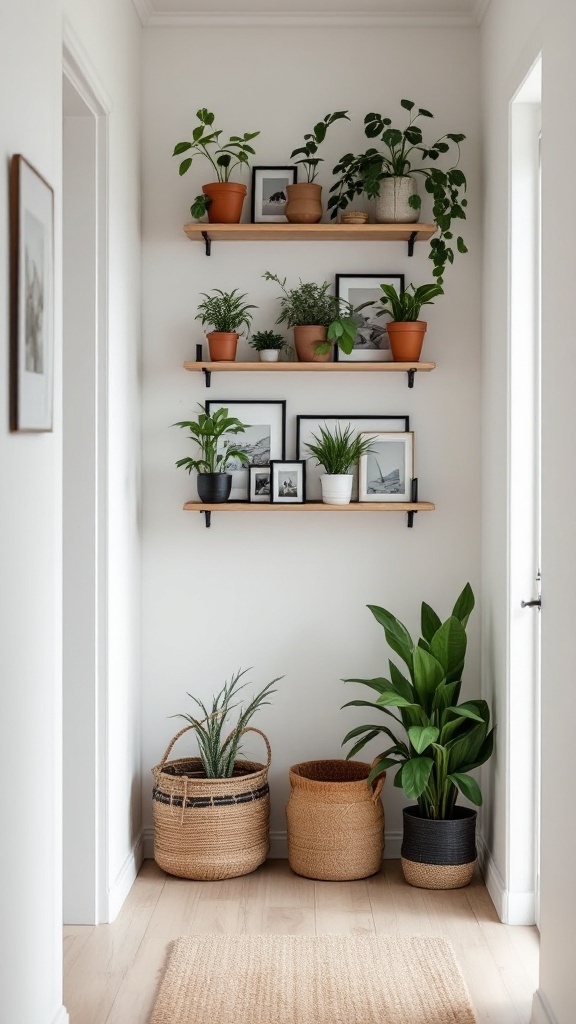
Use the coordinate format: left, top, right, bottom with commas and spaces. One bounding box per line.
401, 805, 477, 890
197, 473, 232, 503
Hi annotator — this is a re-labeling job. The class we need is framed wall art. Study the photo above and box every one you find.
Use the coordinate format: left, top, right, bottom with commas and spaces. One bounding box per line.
270, 461, 306, 504
248, 465, 271, 503
358, 431, 414, 502
206, 400, 286, 501
334, 273, 404, 362
297, 414, 409, 501
251, 166, 297, 223
9, 154, 55, 431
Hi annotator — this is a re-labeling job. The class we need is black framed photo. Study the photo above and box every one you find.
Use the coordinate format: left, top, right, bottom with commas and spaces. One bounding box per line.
270, 461, 306, 504
249, 465, 271, 503
10, 155, 55, 431
251, 166, 297, 223
297, 414, 409, 501
335, 273, 404, 362
206, 400, 286, 501
358, 431, 414, 502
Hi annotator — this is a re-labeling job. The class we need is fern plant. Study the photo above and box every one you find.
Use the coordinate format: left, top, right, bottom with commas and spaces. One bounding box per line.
195, 288, 257, 334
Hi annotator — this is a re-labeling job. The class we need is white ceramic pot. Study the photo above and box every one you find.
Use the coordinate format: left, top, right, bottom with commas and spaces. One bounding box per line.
375, 176, 420, 223
320, 474, 353, 505
259, 350, 280, 362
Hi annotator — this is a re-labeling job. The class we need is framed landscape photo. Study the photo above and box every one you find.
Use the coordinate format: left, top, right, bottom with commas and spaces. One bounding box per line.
270, 461, 306, 504
251, 166, 297, 223
358, 431, 414, 502
334, 273, 404, 362
249, 465, 271, 503
9, 155, 55, 431
206, 400, 286, 501
297, 414, 409, 501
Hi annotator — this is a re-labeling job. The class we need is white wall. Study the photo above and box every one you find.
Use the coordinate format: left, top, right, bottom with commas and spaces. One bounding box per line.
141, 25, 482, 855
0, 0, 140, 1019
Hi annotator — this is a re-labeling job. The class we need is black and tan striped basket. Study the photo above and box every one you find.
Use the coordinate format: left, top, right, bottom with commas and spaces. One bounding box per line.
152, 725, 271, 881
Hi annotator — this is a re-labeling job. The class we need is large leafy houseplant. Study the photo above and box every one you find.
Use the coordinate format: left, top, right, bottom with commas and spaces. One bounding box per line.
173, 404, 249, 475
342, 583, 494, 820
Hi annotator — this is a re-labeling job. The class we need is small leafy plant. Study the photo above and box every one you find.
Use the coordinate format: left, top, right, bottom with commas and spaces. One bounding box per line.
341, 583, 495, 820
173, 668, 282, 778
290, 111, 350, 183
248, 330, 286, 352
195, 288, 257, 335
173, 404, 249, 475
376, 282, 443, 322
262, 271, 365, 356
173, 108, 260, 182
305, 423, 375, 475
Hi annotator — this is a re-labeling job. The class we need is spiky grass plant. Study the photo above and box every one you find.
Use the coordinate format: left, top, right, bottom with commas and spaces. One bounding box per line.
174, 669, 281, 778
305, 423, 375, 475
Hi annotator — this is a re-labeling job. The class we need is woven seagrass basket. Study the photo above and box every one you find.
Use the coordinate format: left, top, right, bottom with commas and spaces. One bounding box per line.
286, 759, 385, 881
152, 725, 271, 881
401, 806, 477, 889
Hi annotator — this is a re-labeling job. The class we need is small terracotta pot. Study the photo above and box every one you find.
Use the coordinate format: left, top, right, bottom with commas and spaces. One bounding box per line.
293, 325, 331, 363
206, 332, 239, 361
202, 182, 247, 224
285, 183, 323, 224
386, 321, 427, 362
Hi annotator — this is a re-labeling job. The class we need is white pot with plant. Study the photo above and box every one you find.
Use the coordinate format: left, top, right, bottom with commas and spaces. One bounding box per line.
287, 110, 350, 223
304, 423, 375, 505
262, 271, 365, 363
173, 107, 260, 224
172, 404, 249, 503
195, 288, 257, 362
248, 330, 286, 363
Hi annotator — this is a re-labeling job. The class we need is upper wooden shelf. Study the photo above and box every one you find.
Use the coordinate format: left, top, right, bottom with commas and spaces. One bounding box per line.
184, 360, 436, 389
183, 222, 437, 256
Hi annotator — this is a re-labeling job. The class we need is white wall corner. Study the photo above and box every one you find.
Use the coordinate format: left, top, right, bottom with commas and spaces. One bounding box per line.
531, 991, 560, 1024
139, 10, 476, 28
131, 0, 153, 26
477, 831, 536, 925
474, 0, 493, 25
50, 1007, 70, 1024
107, 831, 145, 922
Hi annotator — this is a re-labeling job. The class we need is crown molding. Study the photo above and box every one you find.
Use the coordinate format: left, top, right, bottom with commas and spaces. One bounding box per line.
132, 8, 478, 29
474, 0, 493, 24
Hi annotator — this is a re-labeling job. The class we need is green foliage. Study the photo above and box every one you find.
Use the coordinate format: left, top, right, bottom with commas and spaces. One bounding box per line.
248, 330, 286, 352
190, 194, 212, 220
262, 271, 367, 356
341, 583, 495, 820
173, 404, 250, 475
290, 111, 350, 183
304, 423, 375, 475
329, 99, 468, 284
173, 107, 260, 183
195, 288, 257, 334
173, 668, 282, 778
375, 282, 444, 322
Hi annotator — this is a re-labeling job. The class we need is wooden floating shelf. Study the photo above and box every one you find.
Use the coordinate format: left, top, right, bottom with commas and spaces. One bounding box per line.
184, 502, 435, 513
183, 222, 437, 244
184, 360, 436, 388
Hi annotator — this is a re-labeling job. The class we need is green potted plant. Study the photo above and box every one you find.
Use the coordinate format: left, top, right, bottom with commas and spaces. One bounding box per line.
262, 271, 363, 362
374, 281, 443, 361
287, 110, 350, 223
248, 330, 286, 363
173, 107, 260, 224
329, 99, 468, 284
304, 423, 375, 505
152, 668, 282, 879
173, 404, 249, 503
195, 288, 257, 361
341, 583, 495, 889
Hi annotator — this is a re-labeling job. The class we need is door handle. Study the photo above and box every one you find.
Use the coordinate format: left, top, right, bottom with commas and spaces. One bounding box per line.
521, 598, 541, 608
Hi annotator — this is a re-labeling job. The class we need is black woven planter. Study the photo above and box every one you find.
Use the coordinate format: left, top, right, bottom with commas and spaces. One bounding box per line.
197, 473, 232, 503
401, 806, 477, 890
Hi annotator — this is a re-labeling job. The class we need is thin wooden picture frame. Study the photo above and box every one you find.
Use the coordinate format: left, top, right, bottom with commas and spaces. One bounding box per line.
358, 431, 415, 502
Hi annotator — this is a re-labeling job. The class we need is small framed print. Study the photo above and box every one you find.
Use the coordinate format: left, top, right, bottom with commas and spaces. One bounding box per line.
358, 432, 414, 502
251, 166, 297, 223
249, 465, 271, 503
334, 273, 404, 362
205, 400, 286, 501
270, 461, 306, 504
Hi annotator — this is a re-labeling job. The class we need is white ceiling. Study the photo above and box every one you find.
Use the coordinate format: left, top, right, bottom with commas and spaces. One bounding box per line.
133, 0, 491, 27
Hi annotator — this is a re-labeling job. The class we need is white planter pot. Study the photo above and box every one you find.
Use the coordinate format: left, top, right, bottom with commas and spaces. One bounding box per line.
259, 350, 280, 362
375, 176, 420, 224
320, 474, 353, 505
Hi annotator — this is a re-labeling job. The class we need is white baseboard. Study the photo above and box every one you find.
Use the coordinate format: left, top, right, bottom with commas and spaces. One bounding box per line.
476, 832, 535, 925
51, 1006, 70, 1024
144, 827, 402, 862
107, 830, 145, 922
531, 991, 559, 1024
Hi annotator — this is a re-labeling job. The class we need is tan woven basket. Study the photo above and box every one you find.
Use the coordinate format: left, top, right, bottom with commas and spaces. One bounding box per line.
152, 725, 271, 880
286, 759, 385, 881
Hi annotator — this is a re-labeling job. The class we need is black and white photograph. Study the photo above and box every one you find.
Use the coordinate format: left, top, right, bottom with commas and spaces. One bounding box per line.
206, 400, 286, 500
270, 461, 306, 504
335, 273, 404, 362
10, 154, 54, 431
248, 465, 271, 503
251, 166, 297, 223
358, 431, 414, 502
297, 415, 409, 501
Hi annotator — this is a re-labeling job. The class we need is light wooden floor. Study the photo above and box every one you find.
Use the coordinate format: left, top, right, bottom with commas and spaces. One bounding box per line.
63, 858, 539, 1024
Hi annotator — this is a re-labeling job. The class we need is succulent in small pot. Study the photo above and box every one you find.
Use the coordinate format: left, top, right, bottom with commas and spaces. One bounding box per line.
287, 110, 350, 223
262, 271, 365, 363
195, 288, 257, 362
304, 423, 375, 505
173, 404, 249, 503
248, 330, 286, 363
375, 281, 443, 362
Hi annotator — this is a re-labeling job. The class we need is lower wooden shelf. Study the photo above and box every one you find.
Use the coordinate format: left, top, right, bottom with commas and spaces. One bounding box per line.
183, 501, 435, 529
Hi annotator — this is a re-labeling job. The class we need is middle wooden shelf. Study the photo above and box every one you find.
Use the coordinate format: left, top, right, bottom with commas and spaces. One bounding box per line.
184, 360, 436, 389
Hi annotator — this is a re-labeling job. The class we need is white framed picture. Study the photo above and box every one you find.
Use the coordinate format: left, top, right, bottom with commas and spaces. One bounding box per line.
270, 461, 306, 504
248, 465, 271, 503
251, 166, 297, 223
206, 400, 286, 501
335, 273, 404, 362
358, 432, 414, 502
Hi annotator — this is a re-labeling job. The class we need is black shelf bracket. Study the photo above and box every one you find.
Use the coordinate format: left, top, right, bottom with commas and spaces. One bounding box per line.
201, 510, 212, 528
201, 231, 212, 256
407, 368, 416, 389
407, 478, 419, 529
407, 231, 417, 257
202, 368, 212, 388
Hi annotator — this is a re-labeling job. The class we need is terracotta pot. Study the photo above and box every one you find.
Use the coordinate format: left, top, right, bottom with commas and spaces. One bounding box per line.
375, 176, 420, 224
206, 332, 239, 361
386, 321, 427, 362
285, 183, 323, 224
293, 325, 331, 363
202, 182, 247, 224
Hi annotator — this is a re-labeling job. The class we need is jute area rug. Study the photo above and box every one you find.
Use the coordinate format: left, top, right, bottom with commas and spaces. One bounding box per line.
150, 934, 477, 1024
